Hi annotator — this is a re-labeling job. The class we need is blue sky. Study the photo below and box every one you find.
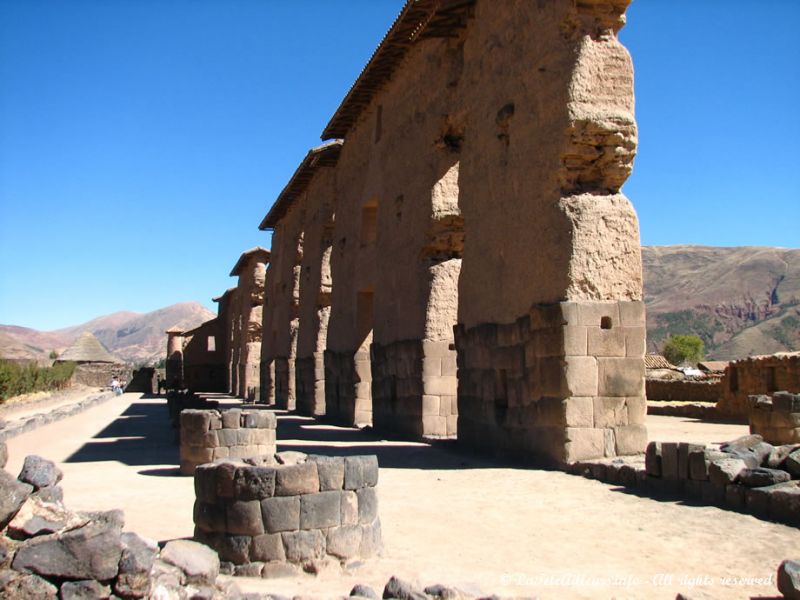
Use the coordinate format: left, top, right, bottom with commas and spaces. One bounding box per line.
0, 1, 798, 331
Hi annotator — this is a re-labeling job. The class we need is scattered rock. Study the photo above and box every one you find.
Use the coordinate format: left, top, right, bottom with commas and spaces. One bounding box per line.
351, 583, 379, 599
767, 444, 800, 469
17, 455, 63, 490
0, 470, 33, 529
0, 441, 7, 469
275, 451, 307, 466
60, 579, 111, 600
778, 559, 800, 600
0, 570, 58, 598
160, 539, 220, 586
11, 519, 123, 581
786, 450, 800, 477
708, 458, 747, 487
383, 575, 427, 600
33, 486, 64, 505
738, 467, 792, 488
115, 532, 158, 598
7, 495, 88, 539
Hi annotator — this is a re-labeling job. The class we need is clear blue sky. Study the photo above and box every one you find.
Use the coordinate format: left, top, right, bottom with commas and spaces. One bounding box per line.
1, 1, 798, 331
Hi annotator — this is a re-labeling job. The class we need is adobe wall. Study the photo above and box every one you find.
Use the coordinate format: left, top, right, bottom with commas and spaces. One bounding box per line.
325, 33, 464, 436
718, 354, 800, 417
166, 330, 184, 389
296, 167, 337, 418
258, 0, 643, 463
215, 289, 237, 395
233, 254, 268, 402
182, 318, 228, 393
262, 208, 305, 410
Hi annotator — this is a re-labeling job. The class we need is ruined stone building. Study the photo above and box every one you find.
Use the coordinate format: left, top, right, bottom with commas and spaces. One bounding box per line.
717, 352, 800, 418
165, 248, 269, 400
258, 0, 646, 465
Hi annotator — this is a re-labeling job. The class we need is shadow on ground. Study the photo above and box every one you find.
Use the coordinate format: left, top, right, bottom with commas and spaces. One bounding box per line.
64, 401, 179, 468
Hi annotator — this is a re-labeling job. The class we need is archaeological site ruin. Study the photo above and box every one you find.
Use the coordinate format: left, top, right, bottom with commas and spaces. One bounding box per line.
168, 0, 647, 466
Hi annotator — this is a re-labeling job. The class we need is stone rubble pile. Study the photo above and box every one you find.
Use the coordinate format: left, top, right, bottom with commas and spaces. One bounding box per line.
0, 441, 251, 599
193, 451, 382, 578
180, 408, 277, 475
570, 433, 800, 526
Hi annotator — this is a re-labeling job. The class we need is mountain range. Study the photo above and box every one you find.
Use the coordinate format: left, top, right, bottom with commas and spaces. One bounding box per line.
0, 302, 215, 365
1, 245, 798, 365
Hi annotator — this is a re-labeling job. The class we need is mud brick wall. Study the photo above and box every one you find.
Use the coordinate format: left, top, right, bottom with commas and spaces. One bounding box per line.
180, 409, 276, 475
192, 455, 382, 575
646, 379, 722, 403
718, 354, 800, 417
749, 392, 800, 445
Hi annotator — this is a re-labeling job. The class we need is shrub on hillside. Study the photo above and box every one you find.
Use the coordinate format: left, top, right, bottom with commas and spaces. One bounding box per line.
0, 360, 76, 403
662, 335, 705, 366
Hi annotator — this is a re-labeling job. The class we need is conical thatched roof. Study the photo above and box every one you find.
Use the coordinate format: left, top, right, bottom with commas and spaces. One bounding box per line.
57, 332, 119, 363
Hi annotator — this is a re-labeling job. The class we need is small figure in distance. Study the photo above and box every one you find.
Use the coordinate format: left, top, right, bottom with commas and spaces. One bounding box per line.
110, 376, 122, 396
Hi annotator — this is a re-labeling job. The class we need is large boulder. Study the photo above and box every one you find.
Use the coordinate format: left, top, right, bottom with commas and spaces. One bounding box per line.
0, 571, 58, 598
0, 470, 34, 529
778, 559, 800, 600
17, 455, 63, 490
114, 532, 158, 599
160, 539, 220, 586
7, 495, 88, 539
11, 517, 123, 581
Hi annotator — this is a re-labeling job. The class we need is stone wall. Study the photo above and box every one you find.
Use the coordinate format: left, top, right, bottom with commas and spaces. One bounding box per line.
192, 454, 382, 576
179, 409, 277, 475
456, 301, 646, 465
646, 378, 722, 403
718, 353, 800, 417
73, 363, 131, 389
749, 392, 800, 445
255, 0, 644, 463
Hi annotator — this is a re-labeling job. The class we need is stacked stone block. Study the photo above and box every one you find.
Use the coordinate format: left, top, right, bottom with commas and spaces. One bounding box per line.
324, 350, 372, 426
749, 392, 800, 445
455, 300, 646, 465
180, 409, 277, 475
192, 454, 382, 576
371, 340, 458, 439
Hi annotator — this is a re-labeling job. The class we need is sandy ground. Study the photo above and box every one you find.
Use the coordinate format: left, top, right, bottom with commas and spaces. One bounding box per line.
4, 393, 797, 600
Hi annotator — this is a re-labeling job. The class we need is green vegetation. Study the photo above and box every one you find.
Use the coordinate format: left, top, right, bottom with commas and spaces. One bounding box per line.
49, 350, 59, 359
662, 334, 705, 366
650, 310, 724, 351
0, 360, 76, 403
768, 314, 800, 349
154, 357, 167, 369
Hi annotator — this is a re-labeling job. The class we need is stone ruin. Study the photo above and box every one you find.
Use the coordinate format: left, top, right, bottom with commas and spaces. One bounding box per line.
252, 0, 645, 466
0, 447, 240, 599
749, 391, 800, 445
179, 408, 277, 475
192, 453, 382, 577
165, 247, 270, 401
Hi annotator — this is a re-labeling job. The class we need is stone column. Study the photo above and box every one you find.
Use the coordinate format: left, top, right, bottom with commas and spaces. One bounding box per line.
165, 328, 184, 389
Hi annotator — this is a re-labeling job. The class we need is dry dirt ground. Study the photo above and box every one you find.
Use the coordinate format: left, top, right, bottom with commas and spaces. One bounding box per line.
4, 392, 798, 600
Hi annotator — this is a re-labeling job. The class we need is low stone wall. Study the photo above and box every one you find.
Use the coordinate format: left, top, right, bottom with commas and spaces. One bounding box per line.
73, 363, 131, 388
646, 378, 722, 403
0, 392, 114, 441
179, 409, 277, 475
569, 434, 800, 527
192, 453, 382, 577
749, 392, 800, 445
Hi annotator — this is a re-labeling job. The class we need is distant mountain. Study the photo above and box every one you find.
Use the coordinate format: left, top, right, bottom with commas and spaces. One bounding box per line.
0, 302, 216, 365
643, 246, 800, 359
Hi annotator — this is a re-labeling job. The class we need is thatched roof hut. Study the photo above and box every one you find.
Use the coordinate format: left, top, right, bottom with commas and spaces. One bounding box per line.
56, 332, 119, 364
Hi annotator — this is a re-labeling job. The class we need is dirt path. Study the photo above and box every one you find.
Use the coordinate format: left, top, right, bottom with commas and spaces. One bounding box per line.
4, 394, 796, 599
0, 385, 106, 423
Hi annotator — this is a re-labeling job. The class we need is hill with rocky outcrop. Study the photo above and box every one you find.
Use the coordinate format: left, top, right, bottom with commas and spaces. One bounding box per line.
643, 245, 800, 359
0, 302, 215, 365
